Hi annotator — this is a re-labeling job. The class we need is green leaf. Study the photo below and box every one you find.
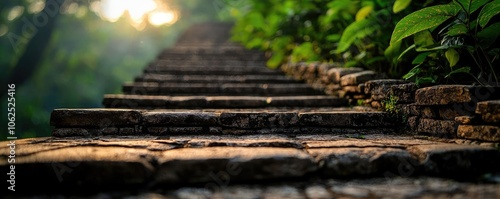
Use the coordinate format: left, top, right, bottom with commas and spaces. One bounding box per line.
384, 40, 402, 60
445, 48, 460, 67
416, 76, 436, 85
336, 18, 379, 53
447, 23, 468, 36
479, 1, 500, 27
393, 0, 412, 13
478, 22, 500, 48
412, 52, 432, 64
414, 30, 435, 47
403, 65, 421, 79
445, 66, 470, 78
247, 12, 265, 29
326, 34, 341, 42
456, 0, 490, 14
246, 37, 264, 48
356, 6, 373, 21
390, 4, 460, 45
267, 52, 285, 69
397, 44, 416, 60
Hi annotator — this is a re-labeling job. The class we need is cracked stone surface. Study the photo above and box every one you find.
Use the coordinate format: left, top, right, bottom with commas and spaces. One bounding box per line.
2, 134, 499, 195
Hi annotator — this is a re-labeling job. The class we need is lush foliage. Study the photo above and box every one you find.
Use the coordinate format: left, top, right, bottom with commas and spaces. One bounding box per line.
392, 0, 500, 86
230, 0, 500, 86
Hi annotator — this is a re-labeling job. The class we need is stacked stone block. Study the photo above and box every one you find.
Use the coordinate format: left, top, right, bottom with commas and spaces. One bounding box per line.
458, 100, 500, 142
281, 62, 386, 104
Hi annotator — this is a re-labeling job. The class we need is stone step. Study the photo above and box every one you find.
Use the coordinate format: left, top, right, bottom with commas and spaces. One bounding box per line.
147, 61, 269, 69
49, 108, 396, 136
103, 95, 346, 108
148, 60, 267, 67
2, 135, 499, 194
144, 66, 281, 75
157, 53, 266, 61
122, 83, 324, 96
160, 48, 261, 55
135, 74, 301, 84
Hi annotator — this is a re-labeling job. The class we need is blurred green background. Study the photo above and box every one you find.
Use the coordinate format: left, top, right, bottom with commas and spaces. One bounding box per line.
1, 0, 235, 139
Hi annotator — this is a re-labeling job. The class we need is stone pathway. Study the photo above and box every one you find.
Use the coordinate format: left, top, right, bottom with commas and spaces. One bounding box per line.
2, 23, 499, 198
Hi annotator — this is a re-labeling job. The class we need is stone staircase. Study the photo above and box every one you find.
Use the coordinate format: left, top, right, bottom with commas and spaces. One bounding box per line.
2, 23, 499, 198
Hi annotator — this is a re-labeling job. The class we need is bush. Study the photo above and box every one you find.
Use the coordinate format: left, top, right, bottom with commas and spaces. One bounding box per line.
229, 0, 500, 86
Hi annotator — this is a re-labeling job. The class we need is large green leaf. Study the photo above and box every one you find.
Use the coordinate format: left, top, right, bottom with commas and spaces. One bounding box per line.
414, 30, 435, 47
393, 0, 412, 13
445, 48, 460, 67
336, 18, 379, 53
455, 0, 490, 13
446, 23, 468, 36
479, 1, 500, 27
390, 4, 460, 45
412, 52, 432, 65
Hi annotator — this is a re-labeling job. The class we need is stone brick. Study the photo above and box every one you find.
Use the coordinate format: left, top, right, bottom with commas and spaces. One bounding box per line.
142, 112, 218, 126
308, 147, 415, 176
155, 147, 317, 183
298, 112, 396, 127
52, 128, 91, 137
438, 107, 464, 120
371, 101, 382, 109
415, 85, 500, 105
218, 112, 299, 129
327, 67, 363, 83
420, 107, 438, 118
340, 71, 383, 86
342, 86, 361, 93
457, 125, 500, 142
417, 119, 458, 136
455, 116, 475, 125
305, 140, 385, 148
13, 146, 154, 187
50, 109, 142, 128
476, 100, 500, 123
408, 144, 500, 177
407, 116, 419, 130
365, 79, 417, 103
188, 139, 304, 149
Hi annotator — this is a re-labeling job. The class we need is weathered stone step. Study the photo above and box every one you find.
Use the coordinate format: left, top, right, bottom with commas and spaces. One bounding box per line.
159, 48, 261, 55
103, 95, 346, 108
135, 74, 301, 84
157, 53, 266, 61
150, 60, 269, 67
2, 135, 499, 194
144, 66, 281, 75
49, 108, 397, 136
147, 61, 269, 69
122, 83, 324, 96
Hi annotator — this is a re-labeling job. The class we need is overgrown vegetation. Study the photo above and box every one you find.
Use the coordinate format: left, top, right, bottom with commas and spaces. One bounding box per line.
393, 0, 500, 86
229, 0, 500, 86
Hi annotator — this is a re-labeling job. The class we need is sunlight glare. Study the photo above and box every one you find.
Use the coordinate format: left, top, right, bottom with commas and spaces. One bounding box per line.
97, 0, 178, 29
149, 11, 176, 27
8, 6, 24, 21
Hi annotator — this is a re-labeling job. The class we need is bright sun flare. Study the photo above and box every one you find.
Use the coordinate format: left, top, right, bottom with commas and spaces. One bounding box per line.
98, 0, 178, 29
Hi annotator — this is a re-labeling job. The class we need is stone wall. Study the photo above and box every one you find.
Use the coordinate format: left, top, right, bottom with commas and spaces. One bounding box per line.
281, 62, 500, 143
